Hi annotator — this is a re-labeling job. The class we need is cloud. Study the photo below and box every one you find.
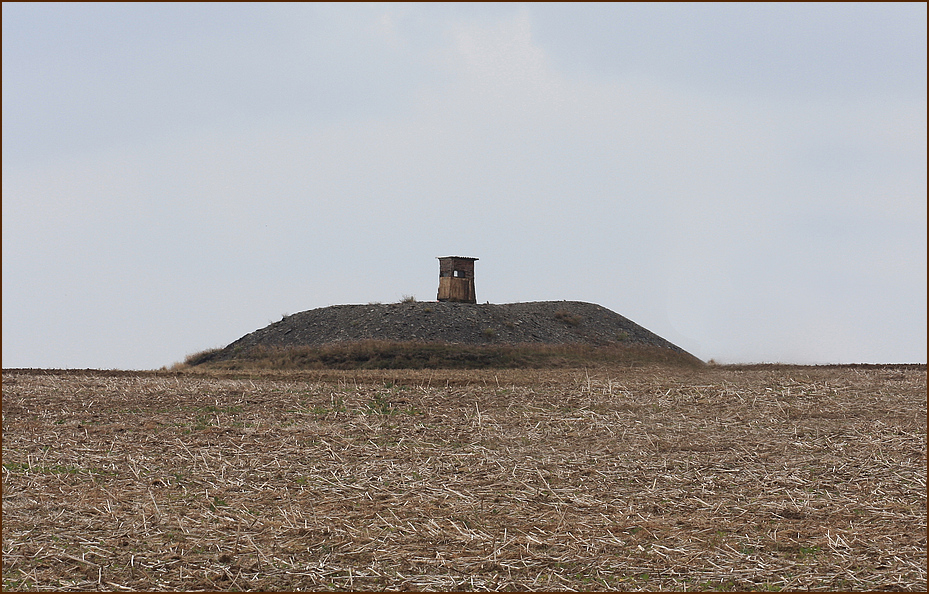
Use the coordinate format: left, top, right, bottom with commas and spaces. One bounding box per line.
3, 5, 925, 367
531, 3, 927, 100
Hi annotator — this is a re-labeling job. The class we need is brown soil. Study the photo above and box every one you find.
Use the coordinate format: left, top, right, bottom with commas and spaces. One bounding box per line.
2, 364, 925, 591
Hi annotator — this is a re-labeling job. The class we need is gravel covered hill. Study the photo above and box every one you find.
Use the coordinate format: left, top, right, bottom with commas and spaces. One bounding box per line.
207, 301, 697, 362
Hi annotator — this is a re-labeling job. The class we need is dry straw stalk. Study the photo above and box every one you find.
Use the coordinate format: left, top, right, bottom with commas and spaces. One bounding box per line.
2, 365, 926, 591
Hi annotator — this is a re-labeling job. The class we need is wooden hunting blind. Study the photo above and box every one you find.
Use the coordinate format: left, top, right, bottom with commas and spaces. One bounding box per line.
437, 256, 478, 303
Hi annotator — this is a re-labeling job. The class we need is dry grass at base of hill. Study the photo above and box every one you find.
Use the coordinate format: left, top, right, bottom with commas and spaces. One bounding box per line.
2, 365, 926, 591
183, 340, 705, 371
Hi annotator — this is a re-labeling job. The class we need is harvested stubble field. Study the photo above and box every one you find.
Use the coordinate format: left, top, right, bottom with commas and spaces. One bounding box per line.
2, 364, 926, 592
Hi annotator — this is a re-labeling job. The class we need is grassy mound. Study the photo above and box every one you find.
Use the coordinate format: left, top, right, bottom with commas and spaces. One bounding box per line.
185, 340, 705, 370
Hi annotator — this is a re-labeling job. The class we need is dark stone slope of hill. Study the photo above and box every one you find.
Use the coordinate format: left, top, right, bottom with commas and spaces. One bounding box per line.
206, 301, 699, 363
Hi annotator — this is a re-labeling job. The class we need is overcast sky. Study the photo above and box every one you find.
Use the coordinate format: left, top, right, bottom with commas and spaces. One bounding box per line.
3, 3, 926, 369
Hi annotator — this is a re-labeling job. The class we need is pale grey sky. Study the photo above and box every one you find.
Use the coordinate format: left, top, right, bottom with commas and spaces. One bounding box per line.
3, 3, 926, 368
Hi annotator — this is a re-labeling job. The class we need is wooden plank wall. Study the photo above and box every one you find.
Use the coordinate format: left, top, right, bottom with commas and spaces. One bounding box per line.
437, 277, 476, 303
